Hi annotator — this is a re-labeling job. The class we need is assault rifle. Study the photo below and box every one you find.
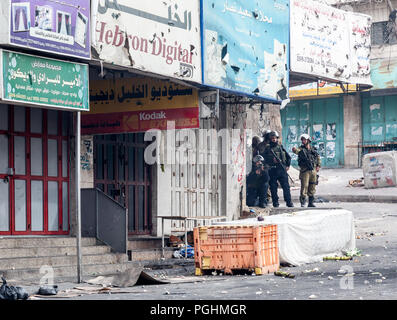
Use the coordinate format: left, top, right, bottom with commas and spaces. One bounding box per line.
270, 148, 294, 185
298, 148, 314, 171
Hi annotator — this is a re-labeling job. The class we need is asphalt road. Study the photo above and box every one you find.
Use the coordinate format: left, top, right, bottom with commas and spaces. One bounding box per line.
39, 201, 397, 302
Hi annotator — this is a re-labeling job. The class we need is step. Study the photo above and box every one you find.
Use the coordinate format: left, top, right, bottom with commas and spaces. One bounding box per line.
129, 248, 174, 261
128, 237, 164, 250
0, 253, 127, 270
0, 237, 97, 249
3, 262, 136, 285
0, 245, 110, 259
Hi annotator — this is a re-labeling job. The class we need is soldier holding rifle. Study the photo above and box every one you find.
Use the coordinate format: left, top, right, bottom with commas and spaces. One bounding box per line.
292, 134, 321, 207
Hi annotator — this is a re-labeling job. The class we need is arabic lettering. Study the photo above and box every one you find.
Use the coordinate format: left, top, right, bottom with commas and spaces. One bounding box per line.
98, 0, 192, 30
90, 82, 194, 103
222, 1, 272, 23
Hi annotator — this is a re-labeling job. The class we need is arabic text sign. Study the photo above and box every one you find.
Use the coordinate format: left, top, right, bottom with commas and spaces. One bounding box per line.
94, 0, 201, 83
82, 78, 199, 134
1, 50, 89, 111
9, 0, 90, 59
290, 0, 372, 85
201, 0, 289, 102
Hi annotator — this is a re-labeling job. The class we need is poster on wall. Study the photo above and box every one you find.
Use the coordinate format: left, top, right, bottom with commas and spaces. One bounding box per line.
92, 0, 202, 83
290, 0, 372, 86
201, 0, 290, 102
8, 0, 90, 59
0, 50, 89, 111
82, 77, 199, 134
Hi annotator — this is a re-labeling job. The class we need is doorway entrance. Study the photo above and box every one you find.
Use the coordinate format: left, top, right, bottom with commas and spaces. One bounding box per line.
93, 133, 151, 235
0, 105, 70, 235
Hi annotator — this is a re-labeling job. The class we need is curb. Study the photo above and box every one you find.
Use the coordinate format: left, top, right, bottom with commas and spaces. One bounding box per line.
291, 194, 397, 203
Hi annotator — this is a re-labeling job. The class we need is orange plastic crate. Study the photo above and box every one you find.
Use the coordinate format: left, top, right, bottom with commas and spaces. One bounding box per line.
194, 224, 279, 275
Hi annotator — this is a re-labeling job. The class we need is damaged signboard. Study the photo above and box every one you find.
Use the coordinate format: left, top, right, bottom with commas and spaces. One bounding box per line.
0, 0, 90, 60
290, 0, 372, 86
201, 0, 290, 102
92, 0, 202, 83
82, 77, 199, 134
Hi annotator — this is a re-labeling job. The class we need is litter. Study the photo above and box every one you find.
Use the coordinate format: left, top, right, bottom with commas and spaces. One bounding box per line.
323, 256, 352, 261
348, 178, 364, 187
274, 271, 295, 278
173, 245, 194, 259
38, 285, 58, 296
0, 277, 29, 300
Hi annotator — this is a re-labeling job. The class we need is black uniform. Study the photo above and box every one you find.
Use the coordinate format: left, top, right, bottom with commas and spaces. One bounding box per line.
262, 142, 293, 207
246, 163, 269, 207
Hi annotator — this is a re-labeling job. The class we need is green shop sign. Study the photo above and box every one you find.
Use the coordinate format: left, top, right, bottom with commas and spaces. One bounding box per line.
1, 50, 89, 111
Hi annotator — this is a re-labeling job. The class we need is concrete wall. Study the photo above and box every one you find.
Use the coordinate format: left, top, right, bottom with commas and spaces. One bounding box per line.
343, 93, 362, 168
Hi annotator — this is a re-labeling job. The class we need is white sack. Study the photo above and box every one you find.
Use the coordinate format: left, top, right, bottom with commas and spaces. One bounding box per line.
213, 209, 356, 266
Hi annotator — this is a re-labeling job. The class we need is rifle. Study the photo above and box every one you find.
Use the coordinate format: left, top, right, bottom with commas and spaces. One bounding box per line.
269, 148, 294, 185
298, 148, 314, 171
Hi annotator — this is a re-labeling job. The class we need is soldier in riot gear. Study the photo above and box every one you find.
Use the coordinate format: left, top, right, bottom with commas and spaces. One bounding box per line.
246, 155, 269, 208
292, 134, 321, 207
263, 131, 294, 208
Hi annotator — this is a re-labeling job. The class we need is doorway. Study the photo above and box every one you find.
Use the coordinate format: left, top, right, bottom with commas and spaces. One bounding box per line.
94, 133, 151, 235
0, 105, 70, 235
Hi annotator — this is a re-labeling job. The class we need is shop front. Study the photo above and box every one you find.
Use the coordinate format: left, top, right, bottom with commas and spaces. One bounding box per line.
0, 50, 89, 235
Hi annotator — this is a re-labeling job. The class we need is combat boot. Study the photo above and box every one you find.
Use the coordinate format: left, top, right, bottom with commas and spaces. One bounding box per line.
300, 196, 306, 207
308, 196, 316, 207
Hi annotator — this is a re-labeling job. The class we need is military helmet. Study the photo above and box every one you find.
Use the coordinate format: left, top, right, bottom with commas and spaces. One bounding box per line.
269, 130, 279, 138
300, 133, 311, 141
253, 155, 264, 163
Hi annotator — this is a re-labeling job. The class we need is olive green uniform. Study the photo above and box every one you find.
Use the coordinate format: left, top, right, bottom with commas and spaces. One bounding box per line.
293, 145, 321, 206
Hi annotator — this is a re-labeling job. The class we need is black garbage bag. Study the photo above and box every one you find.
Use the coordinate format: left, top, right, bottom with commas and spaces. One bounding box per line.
38, 285, 58, 296
14, 286, 29, 300
0, 277, 17, 300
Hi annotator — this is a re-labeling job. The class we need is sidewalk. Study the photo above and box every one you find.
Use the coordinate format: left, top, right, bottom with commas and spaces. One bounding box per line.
290, 168, 397, 203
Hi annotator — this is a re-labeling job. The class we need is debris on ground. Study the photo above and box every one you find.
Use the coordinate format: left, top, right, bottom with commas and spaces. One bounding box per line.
173, 245, 194, 259
303, 267, 320, 273
38, 285, 58, 295
343, 248, 362, 257
348, 178, 364, 187
169, 235, 184, 247
0, 277, 29, 300
274, 271, 295, 278
323, 256, 352, 261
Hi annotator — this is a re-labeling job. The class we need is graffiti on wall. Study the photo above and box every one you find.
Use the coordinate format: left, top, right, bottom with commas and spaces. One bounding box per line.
81, 138, 93, 171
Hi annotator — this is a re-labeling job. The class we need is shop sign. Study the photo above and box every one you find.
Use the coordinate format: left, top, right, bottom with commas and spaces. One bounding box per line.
201, 0, 290, 102
0, 50, 89, 111
92, 0, 201, 83
8, 0, 90, 59
82, 77, 199, 134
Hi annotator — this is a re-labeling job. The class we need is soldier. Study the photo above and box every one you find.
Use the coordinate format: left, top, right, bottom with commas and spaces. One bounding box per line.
246, 155, 269, 208
292, 134, 321, 207
263, 131, 294, 208
252, 135, 262, 158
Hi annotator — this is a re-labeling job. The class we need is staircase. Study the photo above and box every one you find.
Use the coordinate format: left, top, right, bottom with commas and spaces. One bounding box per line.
128, 236, 174, 262
0, 237, 132, 285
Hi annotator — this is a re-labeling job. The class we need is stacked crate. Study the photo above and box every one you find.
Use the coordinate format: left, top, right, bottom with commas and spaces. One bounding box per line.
194, 224, 279, 275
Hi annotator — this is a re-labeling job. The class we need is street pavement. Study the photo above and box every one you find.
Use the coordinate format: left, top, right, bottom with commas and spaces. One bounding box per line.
23, 201, 397, 302
15, 168, 397, 303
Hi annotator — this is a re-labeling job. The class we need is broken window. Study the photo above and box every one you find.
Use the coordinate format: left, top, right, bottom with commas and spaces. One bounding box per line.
371, 21, 397, 45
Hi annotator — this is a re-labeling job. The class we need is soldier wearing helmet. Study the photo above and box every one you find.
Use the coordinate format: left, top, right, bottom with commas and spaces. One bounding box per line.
246, 154, 269, 208
262, 131, 294, 208
292, 134, 321, 207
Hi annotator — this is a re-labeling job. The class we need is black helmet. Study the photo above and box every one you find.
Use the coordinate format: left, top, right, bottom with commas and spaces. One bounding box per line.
269, 130, 279, 138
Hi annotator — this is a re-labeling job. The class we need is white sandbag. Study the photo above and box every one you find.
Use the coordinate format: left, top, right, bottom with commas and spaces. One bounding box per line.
362, 151, 397, 189
213, 209, 356, 266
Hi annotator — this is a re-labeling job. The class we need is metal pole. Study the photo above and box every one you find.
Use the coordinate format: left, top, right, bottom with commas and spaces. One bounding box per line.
76, 112, 82, 283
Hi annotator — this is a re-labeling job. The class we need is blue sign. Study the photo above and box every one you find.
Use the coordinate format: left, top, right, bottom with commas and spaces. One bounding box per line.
201, 0, 290, 102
